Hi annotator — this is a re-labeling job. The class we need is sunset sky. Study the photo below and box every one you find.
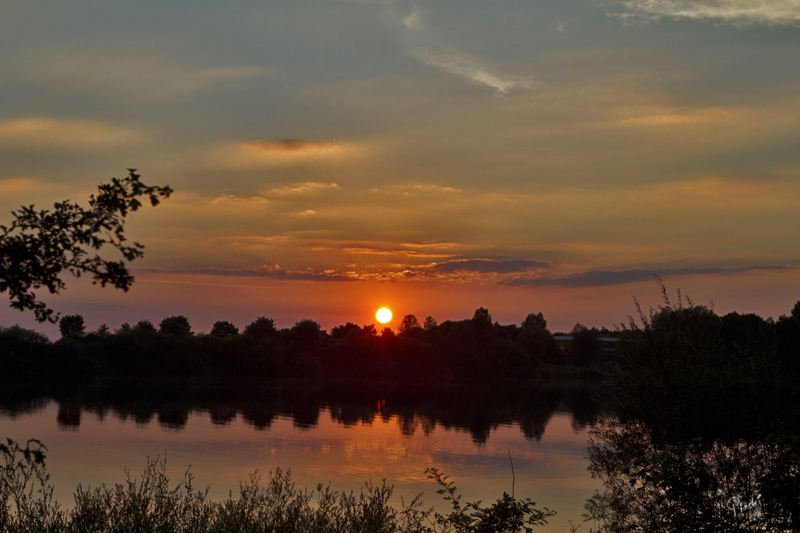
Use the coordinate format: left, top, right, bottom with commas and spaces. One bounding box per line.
2, 0, 800, 337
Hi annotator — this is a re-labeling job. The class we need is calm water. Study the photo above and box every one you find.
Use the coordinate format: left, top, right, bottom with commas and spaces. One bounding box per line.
0, 380, 606, 532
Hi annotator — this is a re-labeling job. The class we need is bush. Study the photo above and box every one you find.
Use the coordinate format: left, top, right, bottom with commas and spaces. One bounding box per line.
1, 439, 555, 533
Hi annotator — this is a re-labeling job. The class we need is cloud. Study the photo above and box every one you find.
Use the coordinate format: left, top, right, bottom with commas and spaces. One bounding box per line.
432, 259, 552, 275
247, 139, 344, 154
0, 118, 143, 149
402, 6, 422, 30
409, 47, 538, 95
606, 0, 800, 26
269, 182, 341, 195
0, 177, 42, 195
209, 194, 268, 205
216, 140, 359, 168
342, 247, 457, 258
143, 265, 357, 282
618, 107, 736, 126
18, 51, 267, 100
500, 265, 798, 288
400, 5, 537, 95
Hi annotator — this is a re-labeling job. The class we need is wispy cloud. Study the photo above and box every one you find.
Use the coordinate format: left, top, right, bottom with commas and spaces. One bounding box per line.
500, 265, 798, 288
215, 140, 359, 168
143, 265, 357, 283
17, 52, 267, 99
342, 247, 457, 258
139, 260, 799, 289
246, 139, 344, 155
0, 118, 143, 149
408, 47, 538, 95
432, 259, 552, 275
209, 194, 268, 205
269, 182, 341, 195
401, 6, 537, 95
606, 0, 800, 26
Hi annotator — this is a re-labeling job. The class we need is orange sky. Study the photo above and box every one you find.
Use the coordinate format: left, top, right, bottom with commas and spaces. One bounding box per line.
2, 1, 800, 337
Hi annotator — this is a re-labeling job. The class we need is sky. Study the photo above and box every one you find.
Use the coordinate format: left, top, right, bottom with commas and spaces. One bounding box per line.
2, 0, 800, 337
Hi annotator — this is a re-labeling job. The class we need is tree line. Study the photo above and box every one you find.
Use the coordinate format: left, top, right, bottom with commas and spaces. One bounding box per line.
3, 300, 800, 385
2, 308, 607, 382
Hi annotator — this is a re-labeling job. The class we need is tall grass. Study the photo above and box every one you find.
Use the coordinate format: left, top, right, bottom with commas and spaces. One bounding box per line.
1, 439, 553, 533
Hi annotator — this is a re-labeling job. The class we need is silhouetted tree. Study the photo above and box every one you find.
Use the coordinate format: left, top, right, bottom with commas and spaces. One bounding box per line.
331, 322, 361, 340
210, 320, 239, 337
521, 312, 547, 330
291, 319, 323, 353
398, 314, 421, 337
568, 323, 600, 373
362, 324, 378, 336
59, 314, 85, 339
423, 316, 438, 330
159, 316, 192, 336
776, 301, 800, 376
586, 286, 797, 532
133, 319, 156, 332
243, 316, 277, 339
0, 169, 171, 322
517, 323, 559, 365
471, 307, 494, 346
381, 327, 394, 338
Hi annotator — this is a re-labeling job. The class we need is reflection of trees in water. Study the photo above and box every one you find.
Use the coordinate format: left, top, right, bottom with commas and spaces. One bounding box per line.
0, 379, 607, 444
241, 406, 276, 430
209, 407, 237, 426
157, 408, 189, 430
56, 405, 81, 430
585, 292, 800, 532
586, 418, 800, 532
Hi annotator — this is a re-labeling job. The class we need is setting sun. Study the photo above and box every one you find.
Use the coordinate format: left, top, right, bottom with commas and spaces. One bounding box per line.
376, 308, 392, 324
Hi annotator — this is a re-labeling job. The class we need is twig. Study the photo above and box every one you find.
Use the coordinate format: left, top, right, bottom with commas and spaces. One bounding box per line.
508, 449, 515, 498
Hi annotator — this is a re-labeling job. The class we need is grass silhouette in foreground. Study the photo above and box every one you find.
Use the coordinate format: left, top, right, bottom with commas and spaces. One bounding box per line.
1, 439, 554, 533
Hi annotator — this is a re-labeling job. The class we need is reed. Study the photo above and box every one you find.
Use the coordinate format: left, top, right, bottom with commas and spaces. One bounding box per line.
2, 439, 553, 533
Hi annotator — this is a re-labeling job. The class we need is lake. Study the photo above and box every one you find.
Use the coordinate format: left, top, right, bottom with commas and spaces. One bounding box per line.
0, 379, 607, 532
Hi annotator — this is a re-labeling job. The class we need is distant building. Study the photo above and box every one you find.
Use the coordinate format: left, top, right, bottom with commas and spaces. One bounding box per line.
554, 336, 620, 360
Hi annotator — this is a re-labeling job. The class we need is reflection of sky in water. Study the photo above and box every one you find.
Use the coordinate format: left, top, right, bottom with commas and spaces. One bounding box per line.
1, 402, 600, 532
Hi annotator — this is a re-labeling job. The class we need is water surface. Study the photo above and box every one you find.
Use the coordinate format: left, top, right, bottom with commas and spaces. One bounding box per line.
1, 380, 606, 532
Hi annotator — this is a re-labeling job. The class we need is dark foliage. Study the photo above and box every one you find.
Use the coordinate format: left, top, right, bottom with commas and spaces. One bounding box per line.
0, 308, 574, 384
0, 170, 171, 322
0, 437, 555, 533
159, 315, 193, 336
210, 320, 239, 338
58, 315, 85, 339
585, 284, 800, 532
243, 316, 277, 340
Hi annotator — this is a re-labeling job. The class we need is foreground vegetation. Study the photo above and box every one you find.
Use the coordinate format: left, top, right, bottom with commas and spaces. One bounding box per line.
1, 439, 553, 533
585, 286, 800, 532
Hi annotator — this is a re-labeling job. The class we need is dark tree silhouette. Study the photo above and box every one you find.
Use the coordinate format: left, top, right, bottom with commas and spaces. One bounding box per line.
423, 315, 438, 330
159, 316, 192, 336
521, 312, 547, 330
0, 169, 172, 322
398, 314, 421, 337
243, 316, 277, 339
58, 314, 85, 339
568, 323, 600, 372
210, 320, 239, 337
331, 322, 361, 340
133, 319, 157, 332
291, 319, 323, 353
